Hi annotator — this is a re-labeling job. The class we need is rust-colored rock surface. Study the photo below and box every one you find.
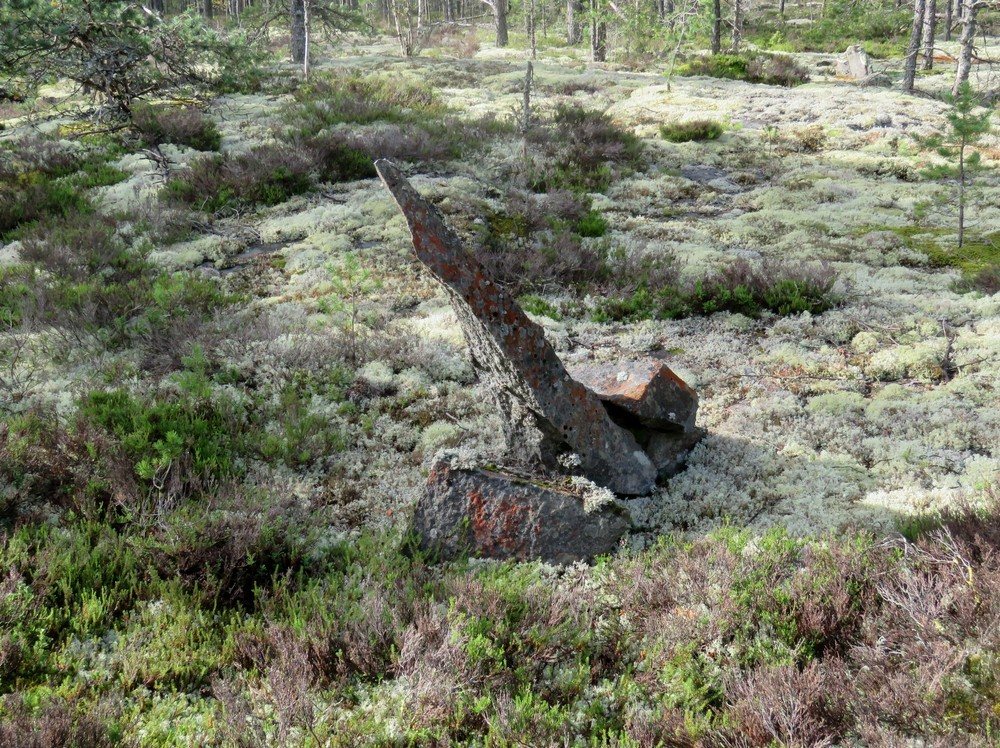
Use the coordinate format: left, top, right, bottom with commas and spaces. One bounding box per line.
376, 160, 657, 495
415, 454, 630, 563
567, 359, 698, 433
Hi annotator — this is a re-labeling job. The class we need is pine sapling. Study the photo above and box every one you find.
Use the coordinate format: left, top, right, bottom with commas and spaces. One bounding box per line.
920, 82, 992, 248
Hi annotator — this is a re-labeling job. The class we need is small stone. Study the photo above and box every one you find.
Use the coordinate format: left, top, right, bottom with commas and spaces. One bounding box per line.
567, 359, 698, 433
646, 429, 705, 479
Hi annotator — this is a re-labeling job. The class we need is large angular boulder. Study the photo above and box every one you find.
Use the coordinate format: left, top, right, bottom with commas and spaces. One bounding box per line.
414, 453, 629, 563
376, 159, 657, 496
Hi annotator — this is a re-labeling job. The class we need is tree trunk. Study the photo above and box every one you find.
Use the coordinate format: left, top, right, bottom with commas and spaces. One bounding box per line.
779, 0, 785, 14
944, 0, 952, 40
567, 0, 582, 43
952, 0, 977, 95
922, 0, 936, 69
591, 0, 606, 61
711, 0, 721, 54
731, 0, 743, 52
528, 0, 537, 58
146, 0, 165, 14
202, 0, 213, 17
495, 0, 509, 47
291, 0, 306, 64
958, 143, 966, 247
303, 0, 311, 78
903, 0, 926, 92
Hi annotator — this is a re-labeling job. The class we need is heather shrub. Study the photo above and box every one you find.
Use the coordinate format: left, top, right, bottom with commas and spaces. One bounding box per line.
660, 118, 725, 143
0, 136, 130, 237
526, 104, 644, 192
0, 696, 116, 748
300, 133, 376, 182
478, 189, 612, 293
162, 144, 313, 213
131, 103, 222, 151
150, 500, 313, 609
288, 71, 441, 135
964, 262, 1000, 294
0, 165, 90, 237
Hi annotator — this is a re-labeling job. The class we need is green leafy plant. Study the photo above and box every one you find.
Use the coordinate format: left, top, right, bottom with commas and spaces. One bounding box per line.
320, 253, 383, 364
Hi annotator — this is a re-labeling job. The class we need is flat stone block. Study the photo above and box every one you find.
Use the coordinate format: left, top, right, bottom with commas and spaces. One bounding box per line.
414, 455, 629, 563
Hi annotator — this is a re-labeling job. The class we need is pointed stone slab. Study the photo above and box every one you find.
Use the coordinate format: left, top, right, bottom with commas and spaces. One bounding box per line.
375, 160, 656, 495
416, 454, 629, 563
566, 359, 699, 433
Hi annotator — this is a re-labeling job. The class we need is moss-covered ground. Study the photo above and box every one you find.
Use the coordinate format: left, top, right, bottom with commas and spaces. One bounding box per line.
1, 25, 999, 746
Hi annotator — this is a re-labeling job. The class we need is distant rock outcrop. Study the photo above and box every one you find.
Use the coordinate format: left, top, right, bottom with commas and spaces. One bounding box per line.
836, 45, 872, 80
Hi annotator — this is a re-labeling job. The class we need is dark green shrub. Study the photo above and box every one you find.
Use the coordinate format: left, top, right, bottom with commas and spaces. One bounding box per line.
0, 265, 35, 325
575, 210, 608, 237
132, 104, 222, 151
753, 2, 909, 57
0, 174, 89, 237
676, 53, 750, 80
149, 503, 312, 609
659, 119, 725, 143
162, 144, 313, 213
80, 388, 241, 499
961, 262, 1000, 295
593, 258, 838, 321
302, 134, 377, 182
677, 53, 809, 87
0, 136, 132, 236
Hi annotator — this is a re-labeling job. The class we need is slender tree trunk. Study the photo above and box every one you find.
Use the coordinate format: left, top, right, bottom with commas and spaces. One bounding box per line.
731, 0, 743, 52
711, 0, 721, 54
528, 0, 537, 58
591, 0, 606, 61
146, 0, 165, 14
303, 0, 311, 78
495, 0, 509, 46
291, 0, 306, 63
903, 0, 926, 92
922, 0, 936, 69
958, 143, 966, 247
567, 0, 582, 44
953, 0, 977, 95
202, 0, 213, 17
944, 0, 952, 40
780, 0, 785, 14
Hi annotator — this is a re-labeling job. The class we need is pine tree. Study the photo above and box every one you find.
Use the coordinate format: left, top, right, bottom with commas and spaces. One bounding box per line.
921, 82, 993, 248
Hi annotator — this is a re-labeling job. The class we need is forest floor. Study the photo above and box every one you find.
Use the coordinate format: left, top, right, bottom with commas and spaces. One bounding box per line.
0, 30, 999, 746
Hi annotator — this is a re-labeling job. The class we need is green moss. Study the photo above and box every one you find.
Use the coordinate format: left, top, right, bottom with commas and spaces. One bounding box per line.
858, 224, 1000, 275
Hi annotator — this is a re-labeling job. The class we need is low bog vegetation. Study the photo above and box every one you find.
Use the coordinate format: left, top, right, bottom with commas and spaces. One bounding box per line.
0, 483, 997, 744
